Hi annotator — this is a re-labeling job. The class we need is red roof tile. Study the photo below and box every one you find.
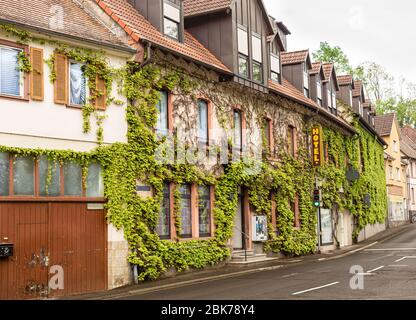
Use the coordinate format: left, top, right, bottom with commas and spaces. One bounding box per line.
96, 0, 230, 73
322, 63, 334, 81
184, 0, 231, 17
374, 113, 395, 136
281, 50, 309, 65
402, 126, 416, 145
310, 62, 322, 75
337, 75, 354, 86
352, 80, 363, 97
0, 0, 131, 49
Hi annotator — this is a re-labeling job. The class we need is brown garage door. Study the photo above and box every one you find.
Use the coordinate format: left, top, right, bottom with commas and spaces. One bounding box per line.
0, 201, 107, 299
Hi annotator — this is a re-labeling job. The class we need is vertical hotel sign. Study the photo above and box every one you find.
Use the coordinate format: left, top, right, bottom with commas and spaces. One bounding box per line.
312, 126, 324, 167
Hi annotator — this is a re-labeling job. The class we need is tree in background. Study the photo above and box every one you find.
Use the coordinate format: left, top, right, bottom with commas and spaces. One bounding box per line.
312, 41, 353, 74
313, 42, 416, 128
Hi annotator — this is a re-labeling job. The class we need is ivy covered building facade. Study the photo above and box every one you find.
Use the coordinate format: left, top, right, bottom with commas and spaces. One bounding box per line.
0, 0, 388, 298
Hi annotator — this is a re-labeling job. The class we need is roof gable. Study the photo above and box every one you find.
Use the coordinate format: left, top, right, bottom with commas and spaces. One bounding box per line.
352, 80, 365, 99
95, 0, 230, 73
374, 113, 397, 137
322, 63, 339, 90
0, 0, 132, 50
310, 62, 324, 79
184, 0, 274, 34
281, 50, 311, 67
337, 75, 355, 89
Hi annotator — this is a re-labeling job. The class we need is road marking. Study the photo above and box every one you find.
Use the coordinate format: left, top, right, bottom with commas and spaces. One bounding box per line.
395, 256, 416, 263
319, 242, 378, 261
282, 273, 299, 278
369, 248, 416, 251
366, 266, 384, 273
388, 265, 408, 268
292, 282, 339, 296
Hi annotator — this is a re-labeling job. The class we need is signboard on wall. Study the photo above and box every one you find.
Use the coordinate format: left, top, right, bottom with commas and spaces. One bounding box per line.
252, 216, 268, 242
312, 126, 324, 167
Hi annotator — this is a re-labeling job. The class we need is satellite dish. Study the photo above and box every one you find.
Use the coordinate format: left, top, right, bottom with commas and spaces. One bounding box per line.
346, 167, 360, 182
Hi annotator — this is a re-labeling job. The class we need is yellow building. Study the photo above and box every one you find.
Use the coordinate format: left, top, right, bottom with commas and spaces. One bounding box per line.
375, 113, 409, 227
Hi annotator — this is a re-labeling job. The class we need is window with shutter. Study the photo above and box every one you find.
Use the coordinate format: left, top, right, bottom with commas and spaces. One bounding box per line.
69, 61, 87, 106
95, 76, 106, 110
30, 47, 44, 101
54, 53, 68, 104
0, 45, 22, 97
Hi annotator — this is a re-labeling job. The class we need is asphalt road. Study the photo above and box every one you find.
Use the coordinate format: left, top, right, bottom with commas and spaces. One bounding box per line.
115, 224, 416, 300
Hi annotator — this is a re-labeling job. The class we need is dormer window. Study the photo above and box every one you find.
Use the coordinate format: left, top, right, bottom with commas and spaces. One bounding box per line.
270, 53, 280, 83
252, 33, 263, 83
163, 1, 181, 40
327, 86, 332, 109
303, 63, 309, 97
332, 91, 337, 111
358, 101, 363, 116
349, 89, 353, 106
316, 78, 322, 106
237, 26, 249, 78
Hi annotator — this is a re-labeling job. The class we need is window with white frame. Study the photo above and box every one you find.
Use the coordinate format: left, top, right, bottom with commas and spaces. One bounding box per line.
393, 140, 398, 153
349, 89, 353, 106
316, 78, 322, 106
0, 46, 22, 97
358, 101, 363, 116
163, 1, 180, 40
252, 33, 263, 82
270, 53, 280, 83
69, 61, 87, 106
389, 165, 393, 180
156, 91, 169, 136
303, 63, 309, 97
332, 91, 337, 110
237, 27, 249, 78
327, 87, 332, 108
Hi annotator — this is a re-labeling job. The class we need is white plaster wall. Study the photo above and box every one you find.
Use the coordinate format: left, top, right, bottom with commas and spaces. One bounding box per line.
0, 32, 130, 152
357, 222, 386, 243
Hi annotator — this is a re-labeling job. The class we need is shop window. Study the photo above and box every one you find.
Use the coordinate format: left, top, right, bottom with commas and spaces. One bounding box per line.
64, 161, 82, 196
38, 156, 60, 196
0, 152, 9, 196
156, 183, 171, 239
86, 162, 104, 197
198, 186, 211, 237
180, 184, 192, 238
13, 156, 34, 196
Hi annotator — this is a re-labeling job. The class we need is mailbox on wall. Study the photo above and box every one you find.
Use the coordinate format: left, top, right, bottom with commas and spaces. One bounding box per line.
0, 243, 13, 258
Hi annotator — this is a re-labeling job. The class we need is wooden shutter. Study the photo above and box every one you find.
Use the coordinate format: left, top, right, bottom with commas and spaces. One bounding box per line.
30, 47, 44, 101
54, 53, 68, 104
95, 76, 106, 110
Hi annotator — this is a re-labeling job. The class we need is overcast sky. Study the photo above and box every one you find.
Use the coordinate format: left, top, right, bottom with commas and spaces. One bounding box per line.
263, 0, 416, 85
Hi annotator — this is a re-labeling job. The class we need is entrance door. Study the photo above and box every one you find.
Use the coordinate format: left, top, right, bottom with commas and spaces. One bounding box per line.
232, 194, 245, 249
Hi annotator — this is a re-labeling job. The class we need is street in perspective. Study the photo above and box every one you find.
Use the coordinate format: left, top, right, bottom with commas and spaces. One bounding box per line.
2, 0, 416, 309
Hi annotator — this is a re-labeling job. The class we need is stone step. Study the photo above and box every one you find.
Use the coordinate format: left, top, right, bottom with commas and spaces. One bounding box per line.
232, 249, 254, 256
231, 253, 267, 261
227, 257, 280, 266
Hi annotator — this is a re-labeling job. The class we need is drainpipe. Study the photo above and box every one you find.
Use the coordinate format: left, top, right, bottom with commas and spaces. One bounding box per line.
140, 42, 152, 68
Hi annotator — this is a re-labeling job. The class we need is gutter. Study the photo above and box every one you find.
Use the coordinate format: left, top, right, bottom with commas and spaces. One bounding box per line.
270, 88, 356, 135
140, 39, 233, 77
359, 117, 388, 146
0, 18, 137, 54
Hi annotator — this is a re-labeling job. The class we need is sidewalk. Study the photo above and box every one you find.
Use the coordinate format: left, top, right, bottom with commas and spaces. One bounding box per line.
60, 223, 414, 300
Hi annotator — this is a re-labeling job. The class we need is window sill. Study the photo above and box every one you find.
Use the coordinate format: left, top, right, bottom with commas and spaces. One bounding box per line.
0, 196, 106, 202
0, 94, 29, 103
